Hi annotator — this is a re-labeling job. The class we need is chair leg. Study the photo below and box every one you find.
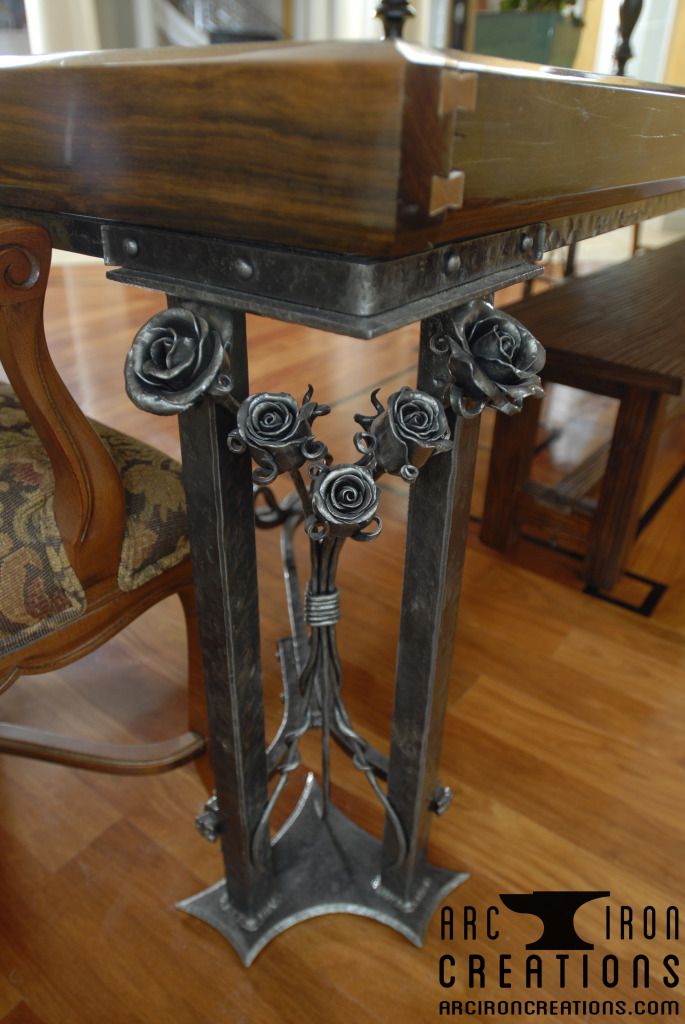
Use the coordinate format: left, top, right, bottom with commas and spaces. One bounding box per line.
179, 581, 212, 791
584, 387, 667, 591
0, 722, 205, 774
0, 568, 208, 776
480, 395, 543, 550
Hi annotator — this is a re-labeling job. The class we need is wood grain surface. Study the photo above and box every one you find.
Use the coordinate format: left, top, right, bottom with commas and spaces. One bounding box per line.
0, 41, 683, 256
483, 241, 685, 587
0, 260, 683, 1022
503, 238, 685, 396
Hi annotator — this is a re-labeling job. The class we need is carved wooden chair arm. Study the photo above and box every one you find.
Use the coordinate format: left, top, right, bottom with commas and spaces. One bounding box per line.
0, 219, 126, 587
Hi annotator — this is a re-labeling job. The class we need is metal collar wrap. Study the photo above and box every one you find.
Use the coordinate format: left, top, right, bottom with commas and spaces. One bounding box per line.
304, 587, 340, 627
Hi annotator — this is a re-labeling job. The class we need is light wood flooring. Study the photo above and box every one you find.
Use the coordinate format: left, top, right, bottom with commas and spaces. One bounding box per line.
0, 261, 683, 1023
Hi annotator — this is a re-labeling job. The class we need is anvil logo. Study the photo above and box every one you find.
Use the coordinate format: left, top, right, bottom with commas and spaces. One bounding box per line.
499, 890, 610, 950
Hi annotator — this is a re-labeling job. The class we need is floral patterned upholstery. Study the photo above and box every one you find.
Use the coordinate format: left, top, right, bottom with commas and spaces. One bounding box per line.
0, 383, 188, 657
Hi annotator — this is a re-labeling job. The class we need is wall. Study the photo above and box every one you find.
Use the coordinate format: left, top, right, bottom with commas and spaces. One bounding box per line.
96, 0, 136, 49
24, 0, 100, 51
574, 0, 603, 71
664, 0, 685, 85
575, 0, 684, 82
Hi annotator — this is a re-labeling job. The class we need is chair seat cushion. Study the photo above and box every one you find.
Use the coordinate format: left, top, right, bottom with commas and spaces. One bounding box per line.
0, 383, 188, 657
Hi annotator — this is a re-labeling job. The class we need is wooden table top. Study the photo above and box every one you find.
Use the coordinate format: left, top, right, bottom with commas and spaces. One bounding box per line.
0, 40, 684, 258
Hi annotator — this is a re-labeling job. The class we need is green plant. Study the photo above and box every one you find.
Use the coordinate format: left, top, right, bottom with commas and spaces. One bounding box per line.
500, 0, 568, 10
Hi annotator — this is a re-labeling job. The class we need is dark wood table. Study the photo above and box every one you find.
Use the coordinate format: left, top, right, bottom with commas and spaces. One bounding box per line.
482, 238, 685, 591
0, 37, 683, 965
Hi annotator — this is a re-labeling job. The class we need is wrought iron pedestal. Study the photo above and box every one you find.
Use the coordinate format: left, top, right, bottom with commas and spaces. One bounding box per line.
117, 223, 546, 965
178, 773, 465, 966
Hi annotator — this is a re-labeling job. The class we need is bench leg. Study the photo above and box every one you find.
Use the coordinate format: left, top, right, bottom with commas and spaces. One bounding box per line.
480, 393, 542, 550
584, 387, 667, 591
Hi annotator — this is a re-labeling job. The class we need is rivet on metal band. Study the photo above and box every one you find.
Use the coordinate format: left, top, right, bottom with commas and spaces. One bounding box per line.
304, 587, 340, 627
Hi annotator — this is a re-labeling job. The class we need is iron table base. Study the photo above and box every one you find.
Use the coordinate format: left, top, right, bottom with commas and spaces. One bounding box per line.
178, 773, 467, 965
122, 248, 546, 964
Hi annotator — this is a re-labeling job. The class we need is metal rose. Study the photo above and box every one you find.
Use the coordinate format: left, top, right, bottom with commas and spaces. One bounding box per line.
309, 464, 380, 540
227, 386, 329, 484
430, 299, 545, 417
355, 386, 451, 481
125, 307, 231, 415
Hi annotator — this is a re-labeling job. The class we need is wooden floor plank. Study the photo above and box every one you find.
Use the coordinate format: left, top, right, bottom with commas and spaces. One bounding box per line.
0, 974, 22, 1020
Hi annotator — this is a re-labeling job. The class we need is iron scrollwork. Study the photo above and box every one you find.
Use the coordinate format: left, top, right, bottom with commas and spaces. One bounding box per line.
227, 387, 329, 484
125, 300, 545, 872
429, 299, 545, 417
125, 307, 233, 415
308, 460, 380, 540
354, 387, 451, 482
235, 390, 452, 866
227, 388, 409, 860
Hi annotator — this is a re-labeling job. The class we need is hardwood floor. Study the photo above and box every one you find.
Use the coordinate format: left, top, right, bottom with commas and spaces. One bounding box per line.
0, 263, 683, 1023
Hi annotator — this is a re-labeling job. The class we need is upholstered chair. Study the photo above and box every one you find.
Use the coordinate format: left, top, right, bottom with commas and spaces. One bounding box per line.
0, 218, 206, 775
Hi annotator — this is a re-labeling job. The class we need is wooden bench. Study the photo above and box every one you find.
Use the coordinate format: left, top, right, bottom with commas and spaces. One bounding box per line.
480, 237, 685, 591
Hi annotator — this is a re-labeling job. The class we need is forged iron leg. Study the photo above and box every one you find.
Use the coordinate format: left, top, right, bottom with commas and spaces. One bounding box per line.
176, 304, 272, 920
381, 318, 480, 903
381, 300, 545, 905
